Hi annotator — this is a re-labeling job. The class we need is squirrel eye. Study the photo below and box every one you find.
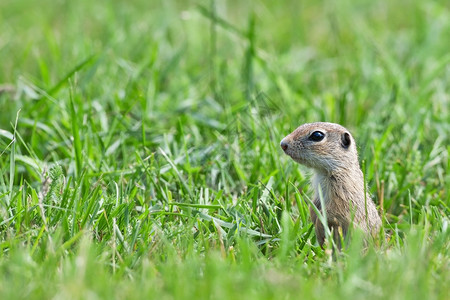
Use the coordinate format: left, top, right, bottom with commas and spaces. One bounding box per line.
309, 131, 325, 142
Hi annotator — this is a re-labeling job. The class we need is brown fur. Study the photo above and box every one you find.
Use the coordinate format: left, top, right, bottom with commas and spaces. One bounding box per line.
280, 122, 381, 247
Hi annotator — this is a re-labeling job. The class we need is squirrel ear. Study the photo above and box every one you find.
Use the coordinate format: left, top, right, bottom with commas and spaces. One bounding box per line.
341, 132, 351, 148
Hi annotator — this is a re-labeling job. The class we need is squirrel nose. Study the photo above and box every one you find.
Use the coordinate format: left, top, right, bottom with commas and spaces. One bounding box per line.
280, 140, 288, 152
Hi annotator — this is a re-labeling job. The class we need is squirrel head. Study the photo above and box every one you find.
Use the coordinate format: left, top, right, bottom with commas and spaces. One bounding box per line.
280, 122, 359, 174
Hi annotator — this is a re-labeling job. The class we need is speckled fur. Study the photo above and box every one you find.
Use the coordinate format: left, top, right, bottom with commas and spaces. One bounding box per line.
281, 122, 381, 247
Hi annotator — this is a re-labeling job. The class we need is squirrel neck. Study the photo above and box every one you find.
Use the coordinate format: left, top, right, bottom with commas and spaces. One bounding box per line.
311, 166, 365, 204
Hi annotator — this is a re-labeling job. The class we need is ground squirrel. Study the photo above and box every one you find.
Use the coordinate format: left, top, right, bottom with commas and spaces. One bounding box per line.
280, 122, 381, 247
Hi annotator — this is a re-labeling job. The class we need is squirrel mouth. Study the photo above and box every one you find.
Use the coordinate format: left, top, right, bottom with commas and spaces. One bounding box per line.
291, 156, 304, 164
285, 152, 303, 163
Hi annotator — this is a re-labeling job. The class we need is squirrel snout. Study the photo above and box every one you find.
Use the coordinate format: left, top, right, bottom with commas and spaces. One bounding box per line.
280, 139, 289, 152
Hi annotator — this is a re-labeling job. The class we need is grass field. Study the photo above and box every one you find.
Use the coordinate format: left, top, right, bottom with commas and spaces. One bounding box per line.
0, 0, 449, 299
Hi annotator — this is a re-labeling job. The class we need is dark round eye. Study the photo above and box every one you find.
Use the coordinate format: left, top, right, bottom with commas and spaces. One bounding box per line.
309, 131, 325, 142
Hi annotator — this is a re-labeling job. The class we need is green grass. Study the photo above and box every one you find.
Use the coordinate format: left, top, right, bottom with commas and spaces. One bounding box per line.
0, 0, 449, 299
